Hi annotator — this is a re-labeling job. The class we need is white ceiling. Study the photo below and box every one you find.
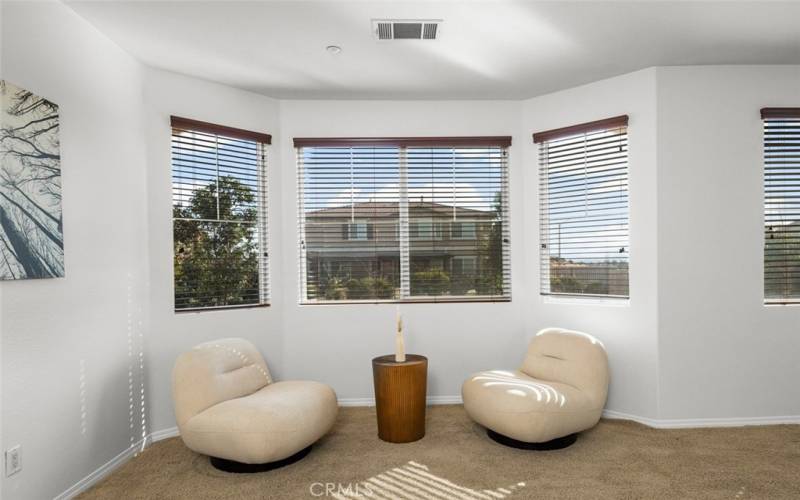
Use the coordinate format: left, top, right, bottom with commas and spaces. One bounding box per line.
67, 1, 800, 100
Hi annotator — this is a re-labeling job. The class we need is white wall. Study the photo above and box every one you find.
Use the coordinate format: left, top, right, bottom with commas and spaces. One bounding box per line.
142, 68, 284, 433
655, 66, 800, 420
2, 7, 799, 495
521, 69, 661, 419
1, 3, 149, 499
277, 100, 527, 401
520, 66, 800, 422
138, 92, 528, 431
135, 62, 800, 438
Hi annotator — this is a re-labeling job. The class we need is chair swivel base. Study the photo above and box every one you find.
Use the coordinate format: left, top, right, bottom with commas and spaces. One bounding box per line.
487, 429, 578, 450
210, 445, 312, 473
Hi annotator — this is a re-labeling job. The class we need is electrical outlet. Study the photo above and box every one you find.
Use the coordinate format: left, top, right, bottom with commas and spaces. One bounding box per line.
5, 445, 21, 476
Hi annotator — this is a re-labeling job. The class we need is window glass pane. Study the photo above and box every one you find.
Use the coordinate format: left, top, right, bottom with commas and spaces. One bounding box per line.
300, 147, 401, 301
452, 221, 476, 240
344, 221, 369, 241
298, 142, 510, 303
171, 128, 268, 310
539, 127, 629, 297
407, 146, 507, 298
764, 117, 800, 302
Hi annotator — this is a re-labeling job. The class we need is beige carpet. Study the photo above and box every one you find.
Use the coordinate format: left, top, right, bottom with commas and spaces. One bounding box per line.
79, 405, 800, 499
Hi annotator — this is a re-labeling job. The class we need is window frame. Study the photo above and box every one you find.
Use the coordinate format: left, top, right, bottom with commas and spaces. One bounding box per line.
295, 136, 512, 305
170, 116, 271, 312
534, 115, 630, 300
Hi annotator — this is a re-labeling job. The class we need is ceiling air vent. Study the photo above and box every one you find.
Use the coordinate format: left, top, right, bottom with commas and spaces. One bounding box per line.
373, 19, 442, 40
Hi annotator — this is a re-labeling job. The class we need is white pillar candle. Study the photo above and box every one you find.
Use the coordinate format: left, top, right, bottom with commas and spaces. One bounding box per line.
395, 305, 406, 362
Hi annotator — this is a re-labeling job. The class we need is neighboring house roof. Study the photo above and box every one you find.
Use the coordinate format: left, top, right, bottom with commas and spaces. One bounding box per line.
307, 201, 494, 218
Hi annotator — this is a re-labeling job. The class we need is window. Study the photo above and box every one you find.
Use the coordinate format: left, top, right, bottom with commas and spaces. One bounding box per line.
452, 221, 477, 240
295, 137, 511, 303
171, 116, 270, 311
453, 256, 478, 276
762, 108, 800, 304
412, 221, 445, 240
345, 221, 369, 240
534, 116, 629, 298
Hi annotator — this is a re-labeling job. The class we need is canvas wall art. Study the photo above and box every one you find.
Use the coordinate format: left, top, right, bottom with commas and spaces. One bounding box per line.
0, 80, 64, 279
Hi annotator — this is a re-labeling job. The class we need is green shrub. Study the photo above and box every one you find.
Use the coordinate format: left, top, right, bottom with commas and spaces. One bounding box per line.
339, 276, 395, 300
583, 281, 607, 295
322, 277, 349, 300
367, 277, 395, 299
550, 276, 583, 294
411, 269, 451, 296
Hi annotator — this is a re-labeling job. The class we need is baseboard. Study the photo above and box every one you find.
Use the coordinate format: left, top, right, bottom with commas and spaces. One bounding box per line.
150, 426, 179, 442
338, 395, 463, 407
54, 397, 463, 498
56, 428, 178, 500
337, 397, 375, 407
54, 438, 147, 500
601, 409, 662, 428
56, 401, 800, 499
340, 398, 800, 429
426, 395, 464, 405
602, 409, 800, 429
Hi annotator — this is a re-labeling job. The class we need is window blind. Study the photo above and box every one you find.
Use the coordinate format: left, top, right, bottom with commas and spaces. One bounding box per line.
762, 108, 800, 303
171, 116, 270, 311
535, 116, 629, 298
295, 137, 511, 303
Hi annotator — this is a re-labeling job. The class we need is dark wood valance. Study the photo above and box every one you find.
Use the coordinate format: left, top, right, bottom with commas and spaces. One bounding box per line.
293, 136, 512, 148
533, 115, 628, 143
761, 108, 800, 120
171, 116, 271, 144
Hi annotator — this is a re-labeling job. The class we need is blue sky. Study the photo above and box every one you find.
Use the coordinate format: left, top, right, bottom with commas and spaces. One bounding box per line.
170, 134, 634, 262
300, 146, 505, 214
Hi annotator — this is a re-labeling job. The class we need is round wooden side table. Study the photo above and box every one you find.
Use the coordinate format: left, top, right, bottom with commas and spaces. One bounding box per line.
371, 354, 428, 443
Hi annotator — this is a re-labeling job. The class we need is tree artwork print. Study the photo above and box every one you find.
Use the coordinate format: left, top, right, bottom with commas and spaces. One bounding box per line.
0, 80, 64, 279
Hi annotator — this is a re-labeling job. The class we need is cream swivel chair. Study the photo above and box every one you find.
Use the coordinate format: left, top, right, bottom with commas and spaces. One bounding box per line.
462, 328, 608, 449
172, 338, 338, 472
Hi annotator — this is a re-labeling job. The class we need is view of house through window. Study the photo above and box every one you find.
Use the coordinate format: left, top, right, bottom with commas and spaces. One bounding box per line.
763, 109, 800, 303
171, 117, 270, 310
536, 116, 630, 298
296, 138, 511, 303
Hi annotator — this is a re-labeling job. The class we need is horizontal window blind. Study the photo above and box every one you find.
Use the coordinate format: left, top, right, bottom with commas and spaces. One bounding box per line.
296, 137, 511, 303
535, 116, 629, 298
762, 108, 800, 303
406, 147, 510, 299
171, 117, 269, 310
299, 146, 401, 302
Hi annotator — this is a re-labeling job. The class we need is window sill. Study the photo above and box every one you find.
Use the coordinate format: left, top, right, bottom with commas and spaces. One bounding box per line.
175, 303, 270, 314
764, 300, 800, 307
300, 297, 511, 306
542, 294, 630, 307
